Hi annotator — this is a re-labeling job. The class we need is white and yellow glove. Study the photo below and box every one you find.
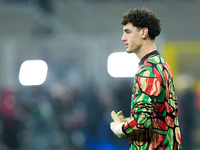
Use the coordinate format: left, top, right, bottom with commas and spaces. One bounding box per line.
116, 110, 126, 122
110, 110, 127, 138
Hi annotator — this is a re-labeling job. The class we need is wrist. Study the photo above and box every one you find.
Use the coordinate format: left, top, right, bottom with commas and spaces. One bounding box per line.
115, 122, 124, 135
111, 122, 127, 138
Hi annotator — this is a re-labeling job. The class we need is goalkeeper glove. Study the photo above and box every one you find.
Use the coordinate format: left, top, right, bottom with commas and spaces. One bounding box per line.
110, 110, 127, 138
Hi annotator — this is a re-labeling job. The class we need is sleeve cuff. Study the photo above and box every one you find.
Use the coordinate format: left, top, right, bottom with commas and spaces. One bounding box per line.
122, 124, 129, 135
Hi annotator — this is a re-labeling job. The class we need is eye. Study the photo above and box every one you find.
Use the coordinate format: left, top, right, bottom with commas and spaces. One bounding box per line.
125, 30, 131, 34
124, 29, 131, 34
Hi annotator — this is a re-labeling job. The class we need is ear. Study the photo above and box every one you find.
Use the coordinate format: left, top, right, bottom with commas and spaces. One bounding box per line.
141, 27, 149, 39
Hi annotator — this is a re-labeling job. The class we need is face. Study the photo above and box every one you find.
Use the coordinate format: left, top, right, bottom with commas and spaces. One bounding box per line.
121, 23, 143, 54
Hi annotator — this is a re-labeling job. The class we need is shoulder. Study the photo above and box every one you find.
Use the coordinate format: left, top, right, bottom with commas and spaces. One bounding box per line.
137, 54, 162, 75
136, 54, 165, 82
147, 53, 165, 65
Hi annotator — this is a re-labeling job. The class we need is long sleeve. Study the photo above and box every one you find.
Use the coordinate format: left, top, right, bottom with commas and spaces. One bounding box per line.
123, 65, 161, 135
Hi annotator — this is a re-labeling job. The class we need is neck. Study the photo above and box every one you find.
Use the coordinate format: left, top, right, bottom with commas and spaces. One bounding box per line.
136, 39, 157, 60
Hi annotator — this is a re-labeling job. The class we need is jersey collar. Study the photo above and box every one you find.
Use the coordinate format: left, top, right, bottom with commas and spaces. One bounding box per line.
138, 50, 159, 66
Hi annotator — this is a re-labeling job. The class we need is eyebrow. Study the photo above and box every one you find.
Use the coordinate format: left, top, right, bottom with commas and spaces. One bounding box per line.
124, 29, 130, 32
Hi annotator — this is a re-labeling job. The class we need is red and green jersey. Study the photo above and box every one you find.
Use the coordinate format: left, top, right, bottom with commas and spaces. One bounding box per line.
122, 51, 181, 150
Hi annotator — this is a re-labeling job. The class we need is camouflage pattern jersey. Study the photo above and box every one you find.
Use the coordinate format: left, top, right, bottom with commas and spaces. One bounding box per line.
122, 51, 182, 150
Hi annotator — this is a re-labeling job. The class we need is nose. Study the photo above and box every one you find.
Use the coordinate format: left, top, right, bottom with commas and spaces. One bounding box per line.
121, 33, 126, 41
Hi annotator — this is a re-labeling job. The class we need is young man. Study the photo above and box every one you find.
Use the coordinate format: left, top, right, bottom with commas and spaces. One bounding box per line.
110, 8, 182, 149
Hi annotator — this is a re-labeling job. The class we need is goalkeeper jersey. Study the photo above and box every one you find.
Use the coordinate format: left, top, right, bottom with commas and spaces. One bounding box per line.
122, 50, 182, 150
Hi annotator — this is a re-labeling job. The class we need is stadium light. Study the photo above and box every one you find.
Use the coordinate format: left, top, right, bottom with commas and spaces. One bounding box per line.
19, 60, 48, 86
107, 52, 139, 78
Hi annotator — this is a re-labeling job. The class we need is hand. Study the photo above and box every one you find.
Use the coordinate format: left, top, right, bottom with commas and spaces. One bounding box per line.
110, 121, 127, 138
117, 110, 126, 122
110, 111, 127, 138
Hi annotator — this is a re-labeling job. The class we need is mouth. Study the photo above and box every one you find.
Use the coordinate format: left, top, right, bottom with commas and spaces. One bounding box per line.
124, 44, 128, 48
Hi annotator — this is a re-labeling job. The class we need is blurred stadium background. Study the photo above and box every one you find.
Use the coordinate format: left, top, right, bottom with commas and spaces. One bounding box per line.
0, 0, 200, 150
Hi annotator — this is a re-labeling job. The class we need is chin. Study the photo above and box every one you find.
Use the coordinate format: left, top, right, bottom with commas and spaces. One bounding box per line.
126, 49, 133, 53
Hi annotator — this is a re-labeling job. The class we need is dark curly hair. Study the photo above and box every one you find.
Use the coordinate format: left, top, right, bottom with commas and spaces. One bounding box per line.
121, 7, 162, 40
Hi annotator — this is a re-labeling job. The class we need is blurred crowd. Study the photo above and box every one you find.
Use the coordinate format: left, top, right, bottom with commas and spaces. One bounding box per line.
175, 74, 200, 150
0, 78, 132, 150
0, 72, 200, 150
